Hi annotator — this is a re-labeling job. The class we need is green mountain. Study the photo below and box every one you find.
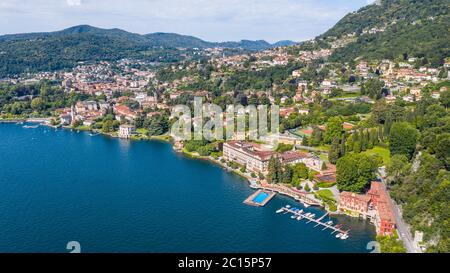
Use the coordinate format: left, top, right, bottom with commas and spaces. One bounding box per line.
0, 25, 296, 78
322, 0, 449, 66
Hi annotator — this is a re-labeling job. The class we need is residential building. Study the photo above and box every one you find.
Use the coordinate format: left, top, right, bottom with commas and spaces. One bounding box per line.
118, 124, 135, 139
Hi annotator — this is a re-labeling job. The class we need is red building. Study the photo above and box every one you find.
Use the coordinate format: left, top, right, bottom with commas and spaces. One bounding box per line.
338, 181, 396, 236
367, 182, 396, 236
338, 192, 371, 216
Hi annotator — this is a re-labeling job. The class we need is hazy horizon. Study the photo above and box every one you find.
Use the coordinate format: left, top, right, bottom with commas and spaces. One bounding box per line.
0, 0, 374, 43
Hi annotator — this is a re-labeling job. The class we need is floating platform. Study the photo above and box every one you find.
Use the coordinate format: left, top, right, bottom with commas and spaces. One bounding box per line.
244, 189, 275, 207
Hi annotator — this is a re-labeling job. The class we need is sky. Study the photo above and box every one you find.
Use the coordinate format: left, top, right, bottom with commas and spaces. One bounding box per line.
0, 0, 374, 43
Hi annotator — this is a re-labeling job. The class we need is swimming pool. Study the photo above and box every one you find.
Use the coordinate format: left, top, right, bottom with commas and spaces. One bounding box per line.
252, 192, 269, 204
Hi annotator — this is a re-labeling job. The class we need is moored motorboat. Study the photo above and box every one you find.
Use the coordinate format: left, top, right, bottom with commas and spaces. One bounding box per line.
276, 208, 284, 213
336, 233, 343, 238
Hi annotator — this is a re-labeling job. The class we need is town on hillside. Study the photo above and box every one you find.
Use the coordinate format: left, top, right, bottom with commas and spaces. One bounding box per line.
1, 1, 449, 253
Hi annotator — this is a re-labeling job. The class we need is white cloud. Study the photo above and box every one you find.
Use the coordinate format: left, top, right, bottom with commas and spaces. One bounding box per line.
0, 0, 369, 42
66, 0, 81, 6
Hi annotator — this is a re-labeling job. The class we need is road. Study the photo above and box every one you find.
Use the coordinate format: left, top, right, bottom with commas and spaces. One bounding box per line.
379, 180, 422, 253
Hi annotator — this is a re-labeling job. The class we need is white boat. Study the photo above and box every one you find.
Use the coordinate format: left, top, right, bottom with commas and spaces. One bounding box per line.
341, 234, 349, 240
336, 233, 343, 238
291, 215, 297, 219
23, 125, 39, 129
285, 205, 291, 209
309, 214, 316, 218
298, 209, 303, 214
304, 213, 311, 217
296, 216, 303, 220
276, 208, 284, 214
303, 203, 310, 208
326, 221, 333, 225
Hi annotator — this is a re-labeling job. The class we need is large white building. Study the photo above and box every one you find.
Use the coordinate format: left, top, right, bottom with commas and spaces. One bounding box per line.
223, 141, 275, 173
118, 124, 135, 139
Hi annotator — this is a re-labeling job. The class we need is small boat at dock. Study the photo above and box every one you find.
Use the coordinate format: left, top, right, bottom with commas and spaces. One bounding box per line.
326, 221, 333, 225
276, 208, 284, 213
340, 234, 349, 240
336, 233, 343, 238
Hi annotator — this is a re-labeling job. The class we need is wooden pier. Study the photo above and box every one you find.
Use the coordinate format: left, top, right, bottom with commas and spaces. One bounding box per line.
279, 207, 350, 237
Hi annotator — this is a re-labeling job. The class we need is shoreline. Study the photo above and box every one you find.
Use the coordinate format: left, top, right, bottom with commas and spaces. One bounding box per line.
4, 120, 340, 215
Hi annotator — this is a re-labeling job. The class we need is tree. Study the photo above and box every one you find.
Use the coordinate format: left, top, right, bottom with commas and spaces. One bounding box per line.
345, 135, 354, 152
386, 154, 410, 186
304, 183, 311, 192
31, 97, 45, 111
389, 122, 419, 160
280, 165, 293, 184
440, 90, 450, 109
328, 137, 340, 164
354, 140, 362, 153
361, 129, 368, 151
310, 126, 323, 146
292, 163, 309, 187
146, 114, 169, 136
434, 133, 450, 169
324, 116, 343, 144
378, 124, 384, 142
267, 157, 282, 184
361, 78, 385, 99
339, 135, 346, 157
102, 120, 114, 133
336, 153, 379, 192
302, 136, 309, 146
321, 161, 328, 171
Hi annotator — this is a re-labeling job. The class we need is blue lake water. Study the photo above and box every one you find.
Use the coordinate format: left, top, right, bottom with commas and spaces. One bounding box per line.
0, 123, 376, 253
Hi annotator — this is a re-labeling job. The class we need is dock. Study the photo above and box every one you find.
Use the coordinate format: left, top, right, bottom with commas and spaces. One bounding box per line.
278, 206, 350, 238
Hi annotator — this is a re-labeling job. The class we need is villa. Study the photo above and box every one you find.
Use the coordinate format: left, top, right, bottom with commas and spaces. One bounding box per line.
338, 181, 396, 235
118, 124, 135, 139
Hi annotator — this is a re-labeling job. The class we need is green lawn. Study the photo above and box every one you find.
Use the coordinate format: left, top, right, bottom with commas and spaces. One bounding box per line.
136, 128, 148, 135
315, 189, 335, 201
315, 189, 337, 212
363, 146, 391, 166
318, 153, 329, 163
329, 92, 361, 99
315, 145, 330, 152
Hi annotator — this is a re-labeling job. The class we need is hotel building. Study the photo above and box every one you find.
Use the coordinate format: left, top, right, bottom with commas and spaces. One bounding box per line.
338, 181, 396, 235
223, 141, 275, 173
